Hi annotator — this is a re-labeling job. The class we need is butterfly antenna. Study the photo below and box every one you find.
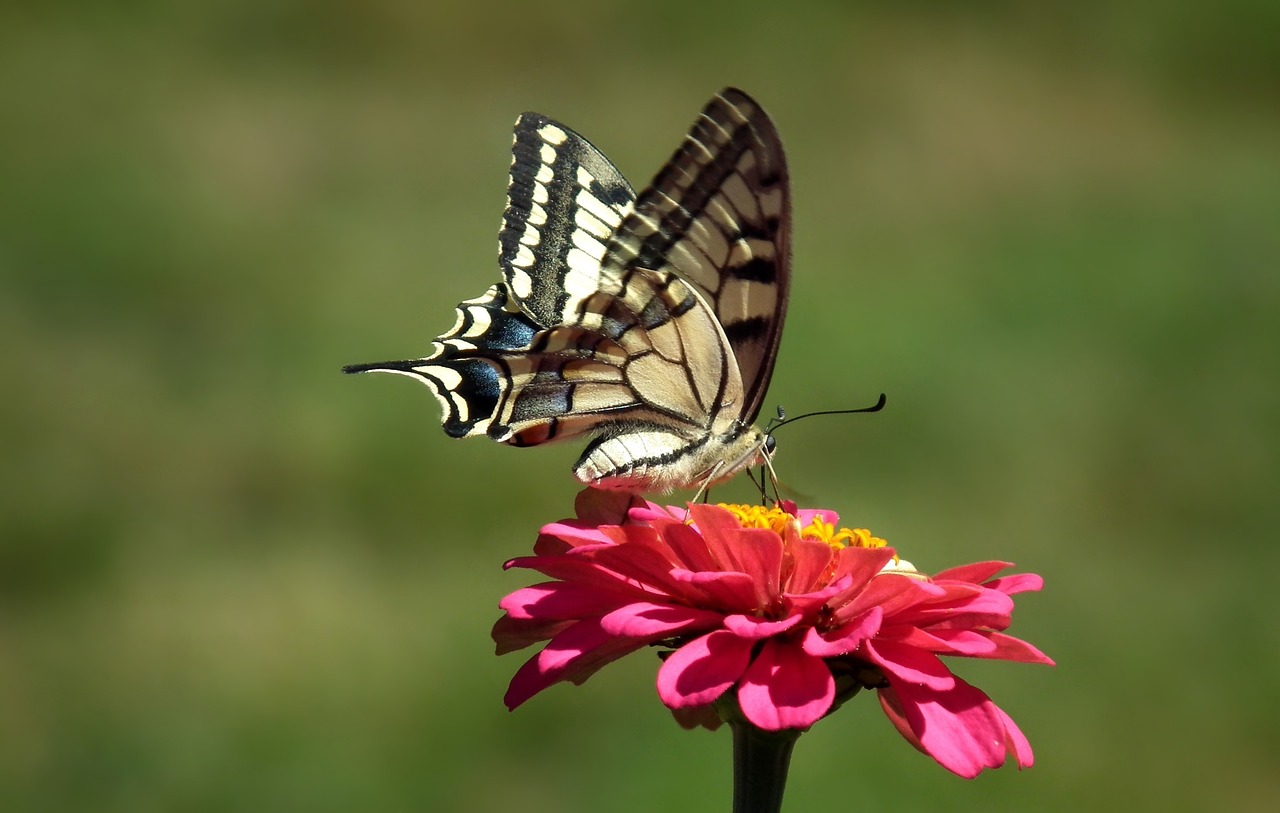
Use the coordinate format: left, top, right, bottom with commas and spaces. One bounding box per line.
768, 393, 887, 434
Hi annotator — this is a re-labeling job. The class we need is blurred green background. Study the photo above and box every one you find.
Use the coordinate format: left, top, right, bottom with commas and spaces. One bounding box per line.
3, 2, 1277, 811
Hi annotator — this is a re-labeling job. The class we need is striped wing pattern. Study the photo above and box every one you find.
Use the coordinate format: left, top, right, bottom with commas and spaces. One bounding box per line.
498, 113, 636, 327
345, 89, 790, 493
603, 89, 790, 422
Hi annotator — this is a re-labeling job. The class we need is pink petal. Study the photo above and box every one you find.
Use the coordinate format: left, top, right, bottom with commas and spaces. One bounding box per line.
932, 561, 1012, 584
590, 537, 690, 597
971, 631, 1056, 665
784, 537, 835, 594
727, 529, 785, 605
503, 619, 645, 709
723, 612, 802, 639
877, 685, 926, 753
737, 639, 835, 730
662, 521, 719, 572
865, 639, 954, 691
600, 601, 724, 639
831, 546, 898, 589
995, 704, 1035, 769
802, 606, 883, 657
669, 702, 723, 731
879, 674, 1023, 778
657, 630, 755, 708
572, 486, 644, 525
984, 573, 1044, 596
504, 554, 649, 596
491, 613, 572, 655
497, 581, 625, 621
627, 500, 685, 525
783, 572, 854, 616
793, 508, 839, 528
688, 505, 783, 590
686, 503, 747, 566
830, 553, 917, 617
896, 587, 1012, 628
908, 628, 1000, 657
674, 569, 758, 610
534, 521, 617, 553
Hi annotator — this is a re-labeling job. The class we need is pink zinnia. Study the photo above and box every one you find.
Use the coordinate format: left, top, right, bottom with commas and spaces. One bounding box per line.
493, 490, 1053, 778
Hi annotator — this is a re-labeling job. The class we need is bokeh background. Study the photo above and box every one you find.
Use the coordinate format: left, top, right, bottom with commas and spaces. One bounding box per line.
3, 2, 1277, 811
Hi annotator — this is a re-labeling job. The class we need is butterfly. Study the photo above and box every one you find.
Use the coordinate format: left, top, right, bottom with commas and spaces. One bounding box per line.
345, 88, 790, 493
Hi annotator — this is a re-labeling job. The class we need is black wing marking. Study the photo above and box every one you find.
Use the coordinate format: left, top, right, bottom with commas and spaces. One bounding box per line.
499, 112, 636, 328
342, 284, 539, 438
600, 88, 790, 423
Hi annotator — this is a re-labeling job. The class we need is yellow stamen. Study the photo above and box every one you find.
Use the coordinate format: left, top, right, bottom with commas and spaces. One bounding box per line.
718, 503, 795, 535
717, 504, 888, 552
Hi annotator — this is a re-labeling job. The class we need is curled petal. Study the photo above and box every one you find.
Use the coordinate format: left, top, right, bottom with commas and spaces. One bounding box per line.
723, 612, 802, 640
673, 568, 758, 611
503, 554, 648, 596
669, 702, 723, 731
932, 561, 1013, 584
504, 619, 646, 709
663, 521, 720, 572
492, 613, 572, 655
590, 536, 692, 598
833, 563, 926, 620
793, 507, 839, 529
878, 675, 1029, 778
866, 639, 955, 691
984, 573, 1045, 596
802, 606, 883, 658
658, 630, 755, 708
975, 631, 1056, 665
573, 486, 645, 526
600, 601, 724, 639
532, 525, 613, 555
783, 537, 835, 594
689, 505, 783, 591
995, 704, 1035, 769
737, 639, 835, 730
498, 582, 625, 621
729, 529, 786, 605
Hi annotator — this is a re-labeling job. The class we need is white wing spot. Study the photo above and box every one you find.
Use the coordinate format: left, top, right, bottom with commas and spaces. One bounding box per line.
539, 124, 567, 146
527, 202, 547, 228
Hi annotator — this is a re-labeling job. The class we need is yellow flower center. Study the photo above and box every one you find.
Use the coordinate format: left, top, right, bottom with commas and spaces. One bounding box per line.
720, 503, 795, 535
717, 504, 888, 551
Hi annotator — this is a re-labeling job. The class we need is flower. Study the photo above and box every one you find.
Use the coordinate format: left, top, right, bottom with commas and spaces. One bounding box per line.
492, 489, 1053, 778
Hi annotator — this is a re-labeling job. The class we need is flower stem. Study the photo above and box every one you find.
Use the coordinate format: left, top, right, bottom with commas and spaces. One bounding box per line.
728, 719, 801, 813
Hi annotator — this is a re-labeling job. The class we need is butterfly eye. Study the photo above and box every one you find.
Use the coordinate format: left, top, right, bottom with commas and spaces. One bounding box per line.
763, 435, 778, 456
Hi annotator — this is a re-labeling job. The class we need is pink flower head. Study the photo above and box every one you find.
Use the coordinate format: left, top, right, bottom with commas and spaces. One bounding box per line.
493, 490, 1053, 778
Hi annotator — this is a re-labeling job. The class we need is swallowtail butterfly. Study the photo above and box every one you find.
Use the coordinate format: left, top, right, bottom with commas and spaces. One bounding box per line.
345, 88, 790, 493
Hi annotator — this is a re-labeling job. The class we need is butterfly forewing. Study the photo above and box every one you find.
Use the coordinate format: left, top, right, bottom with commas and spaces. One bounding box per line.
601, 89, 790, 423
499, 113, 636, 327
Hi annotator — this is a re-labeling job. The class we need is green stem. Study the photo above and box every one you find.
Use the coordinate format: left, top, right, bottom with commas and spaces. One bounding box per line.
728, 719, 801, 813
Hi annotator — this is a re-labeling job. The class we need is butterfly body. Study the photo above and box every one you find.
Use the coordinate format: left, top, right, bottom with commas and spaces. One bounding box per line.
346, 89, 790, 494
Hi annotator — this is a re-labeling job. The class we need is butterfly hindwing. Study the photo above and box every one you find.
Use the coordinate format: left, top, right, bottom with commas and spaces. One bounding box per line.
342, 284, 540, 439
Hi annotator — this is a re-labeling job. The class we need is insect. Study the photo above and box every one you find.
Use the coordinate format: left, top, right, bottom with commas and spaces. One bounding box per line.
345, 88, 790, 493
